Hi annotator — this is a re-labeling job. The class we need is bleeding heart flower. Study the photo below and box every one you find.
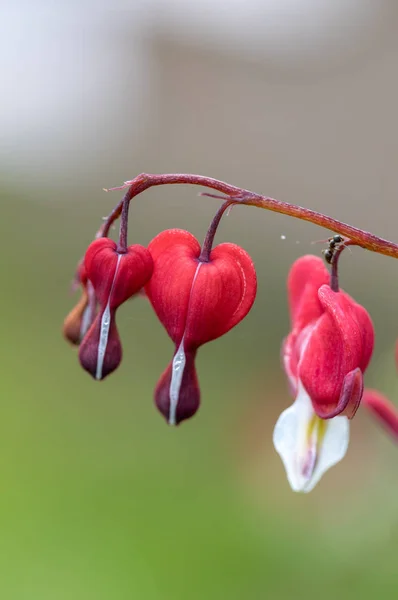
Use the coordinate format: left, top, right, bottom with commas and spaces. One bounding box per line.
273, 255, 374, 492
79, 238, 153, 380
145, 229, 257, 425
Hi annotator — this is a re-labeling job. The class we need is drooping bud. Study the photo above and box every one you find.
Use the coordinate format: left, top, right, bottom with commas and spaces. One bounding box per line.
155, 349, 199, 425
63, 263, 96, 345
63, 286, 89, 345
79, 314, 122, 380
145, 229, 257, 424
83, 238, 153, 308
79, 238, 153, 380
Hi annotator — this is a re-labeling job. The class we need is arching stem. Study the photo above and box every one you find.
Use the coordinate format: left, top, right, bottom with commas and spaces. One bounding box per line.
98, 173, 398, 260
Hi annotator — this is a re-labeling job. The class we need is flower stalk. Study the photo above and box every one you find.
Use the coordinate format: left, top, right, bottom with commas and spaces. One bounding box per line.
101, 173, 398, 260
199, 200, 234, 262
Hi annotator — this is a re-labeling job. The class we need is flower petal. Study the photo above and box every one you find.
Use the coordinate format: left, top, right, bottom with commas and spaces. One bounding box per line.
318, 285, 374, 373
287, 255, 329, 330
85, 238, 154, 308
313, 367, 363, 420
145, 229, 202, 345
283, 255, 330, 390
273, 381, 350, 492
154, 348, 200, 425
63, 287, 89, 345
79, 310, 122, 380
299, 285, 373, 412
145, 230, 257, 350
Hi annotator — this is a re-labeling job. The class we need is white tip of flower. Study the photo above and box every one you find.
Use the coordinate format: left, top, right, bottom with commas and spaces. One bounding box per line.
273, 381, 350, 493
168, 337, 187, 426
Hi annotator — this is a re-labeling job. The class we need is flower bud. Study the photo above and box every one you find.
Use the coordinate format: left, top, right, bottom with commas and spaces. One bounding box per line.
63, 263, 95, 345
78, 238, 153, 379
155, 349, 199, 425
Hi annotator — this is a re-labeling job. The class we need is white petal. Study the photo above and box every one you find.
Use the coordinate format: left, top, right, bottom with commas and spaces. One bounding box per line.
168, 337, 187, 426
168, 262, 202, 426
273, 381, 350, 493
96, 254, 123, 380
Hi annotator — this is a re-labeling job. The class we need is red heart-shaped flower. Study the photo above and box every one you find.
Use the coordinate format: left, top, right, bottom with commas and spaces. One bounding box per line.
145, 229, 257, 424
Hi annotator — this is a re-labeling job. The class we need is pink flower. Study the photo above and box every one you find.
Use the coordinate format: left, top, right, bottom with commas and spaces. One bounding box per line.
79, 238, 153, 380
145, 229, 257, 425
273, 255, 374, 492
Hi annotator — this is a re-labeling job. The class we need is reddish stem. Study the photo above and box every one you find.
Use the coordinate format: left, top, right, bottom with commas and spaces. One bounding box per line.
199, 201, 234, 262
330, 239, 356, 292
116, 197, 129, 253
100, 173, 398, 259
362, 389, 398, 441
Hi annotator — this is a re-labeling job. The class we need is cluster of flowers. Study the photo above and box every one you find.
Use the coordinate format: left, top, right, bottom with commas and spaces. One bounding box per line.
64, 226, 257, 425
64, 203, 398, 493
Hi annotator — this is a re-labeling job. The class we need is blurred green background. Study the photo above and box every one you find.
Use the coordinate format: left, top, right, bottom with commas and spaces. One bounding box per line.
2, 2, 398, 598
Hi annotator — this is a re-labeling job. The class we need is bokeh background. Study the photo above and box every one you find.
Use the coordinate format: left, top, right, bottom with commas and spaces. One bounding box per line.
2, 1, 398, 598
